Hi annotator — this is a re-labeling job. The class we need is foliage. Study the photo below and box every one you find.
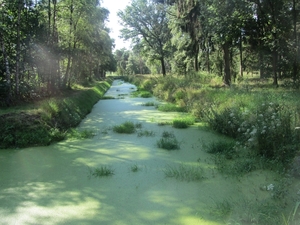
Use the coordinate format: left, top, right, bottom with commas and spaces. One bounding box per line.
164, 163, 205, 181
156, 131, 180, 150
0, 0, 115, 106
112, 121, 141, 134
141, 102, 156, 106
157, 103, 187, 112
172, 116, 195, 128
118, 0, 171, 76
88, 166, 115, 178
66, 129, 95, 139
137, 130, 155, 137
210, 199, 232, 220
130, 164, 140, 172
203, 140, 236, 160
0, 80, 111, 148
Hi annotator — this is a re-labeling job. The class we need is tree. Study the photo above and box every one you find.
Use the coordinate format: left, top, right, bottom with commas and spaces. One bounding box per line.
118, 0, 171, 76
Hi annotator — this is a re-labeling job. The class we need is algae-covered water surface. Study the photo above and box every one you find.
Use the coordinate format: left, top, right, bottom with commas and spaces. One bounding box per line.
0, 80, 299, 225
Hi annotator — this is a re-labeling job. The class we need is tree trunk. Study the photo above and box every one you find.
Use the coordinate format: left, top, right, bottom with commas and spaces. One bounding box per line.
223, 41, 231, 86
206, 48, 210, 73
64, 0, 74, 88
0, 33, 11, 106
259, 49, 265, 78
239, 31, 243, 77
15, 0, 22, 96
272, 49, 278, 87
194, 44, 199, 72
160, 57, 166, 77
292, 0, 298, 83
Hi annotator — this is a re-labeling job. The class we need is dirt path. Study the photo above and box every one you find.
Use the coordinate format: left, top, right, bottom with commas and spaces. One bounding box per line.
0, 80, 286, 225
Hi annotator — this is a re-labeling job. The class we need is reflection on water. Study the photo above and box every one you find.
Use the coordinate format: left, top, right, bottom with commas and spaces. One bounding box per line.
0, 79, 291, 225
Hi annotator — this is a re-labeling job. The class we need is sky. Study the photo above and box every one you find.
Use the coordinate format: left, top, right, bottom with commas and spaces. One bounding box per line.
101, 0, 132, 50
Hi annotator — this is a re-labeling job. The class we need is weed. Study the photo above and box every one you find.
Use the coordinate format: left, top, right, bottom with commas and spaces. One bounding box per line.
137, 130, 155, 137
172, 116, 195, 128
157, 131, 180, 150
67, 128, 95, 139
164, 163, 205, 181
142, 102, 156, 106
140, 91, 152, 98
203, 140, 236, 159
210, 199, 232, 220
282, 201, 300, 225
130, 164, 139, 172
157, 121, 172, 126
88, 166, 114, 178
113, 121, 141, 134
131, 90, 152, 98
157, 103, 187, 112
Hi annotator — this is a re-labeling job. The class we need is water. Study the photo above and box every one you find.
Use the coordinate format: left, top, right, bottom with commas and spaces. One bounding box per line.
0, 80, 290, 225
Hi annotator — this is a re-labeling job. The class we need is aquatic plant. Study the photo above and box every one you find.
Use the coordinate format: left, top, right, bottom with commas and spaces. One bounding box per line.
137, 130, 155, 137
203, 140, 236, 159
157, 131, 180, 150
130, 164, 139, 172
67, 128, 96, 139
163, 164, 205, 181
88, 166, 114, 178
157, 103, 187, 112
210, 199, 232, 220
141, 102, 156, 106
113, 121, 141, 134
172, 116, 195, 129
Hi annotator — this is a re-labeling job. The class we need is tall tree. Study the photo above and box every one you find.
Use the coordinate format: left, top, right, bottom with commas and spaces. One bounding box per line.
118, 0, 171, 76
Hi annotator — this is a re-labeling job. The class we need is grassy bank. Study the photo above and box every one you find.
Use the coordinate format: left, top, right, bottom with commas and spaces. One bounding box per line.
0, 79, 112, 149
126, 73, 300, 224
126, 74, 300, 169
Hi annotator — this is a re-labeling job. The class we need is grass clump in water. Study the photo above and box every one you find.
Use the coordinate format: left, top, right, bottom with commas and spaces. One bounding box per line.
67, 128, 95, 139
210, 199, 232, 220
203, 140, 236, 159
164, 164, 205, 181
131, 90, 152, 98
141, 101, 156, 106
157, 131, 180, 150
137, 130, 155, 137
130, 164, 140, 172
88, 166, 114, 178
172, 116, 195, 128
113, 121, 141, 134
